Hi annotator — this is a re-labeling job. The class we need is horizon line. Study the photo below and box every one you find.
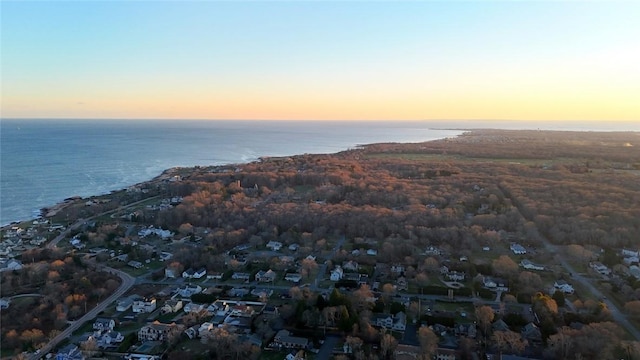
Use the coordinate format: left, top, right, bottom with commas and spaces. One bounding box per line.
2, 117, 638, 123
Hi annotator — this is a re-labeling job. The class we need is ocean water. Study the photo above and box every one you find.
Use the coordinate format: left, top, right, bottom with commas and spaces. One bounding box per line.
0, 119, 463, 225
1, 119, 637, 226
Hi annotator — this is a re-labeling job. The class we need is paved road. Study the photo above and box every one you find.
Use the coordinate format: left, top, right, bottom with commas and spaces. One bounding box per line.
29, 266, 134, 360
28, 195, 157, 360
47, 196, 160, 250
499, 183, 640, 341
543, 241, 640, 340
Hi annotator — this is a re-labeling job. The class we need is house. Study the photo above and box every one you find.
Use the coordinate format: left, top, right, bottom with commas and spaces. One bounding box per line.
198, 322, 214, 337
342, 260, 359, 272
374, 312, 407, 331
161, 299, 183, 314
159, 252, 173, 261
425, 246, 441, 256
272, 329, 309, 349
520, 259, 545, 271
510, 243, 527, 255
521, 322, 542, 344
182, 268, 195, 278
138, 321, 184, 342
624, 256, 639, 266
396, 276, 408, 291
330, 266, 344, 281
132, 298, 157, 313
93, 318, 116, 332
284, 273, 302, 283
188, 268, 206, 279
207, 272, 224, 280
176, 284, 202, 298
446, 271, 465, 282
630, 265, 640, 280
128, 261, 143, 269
161, 267, 175, 278
391, 264, 405, 274
266, 241, 283, 251
251, 288, 273, 298
0, 259, 22, 272
255, 269, 277, 282
232, 272, 251, 281
101, 330, 124, 345
492, 319, 510, 332
590, 262, 611, 275
554, 280, 575, 294
70, 238, 85, 250
392, 311, 407, 331
435, 348, 461, 360
56, 344, 84, 360
622, 249, 640, 258
288, 243, 300, 251
0, 298, 10, 309
367, 249, 378, 256
483, 276, 509, 291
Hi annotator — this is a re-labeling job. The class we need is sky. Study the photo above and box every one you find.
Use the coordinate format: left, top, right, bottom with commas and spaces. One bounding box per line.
1, 1, 639, 122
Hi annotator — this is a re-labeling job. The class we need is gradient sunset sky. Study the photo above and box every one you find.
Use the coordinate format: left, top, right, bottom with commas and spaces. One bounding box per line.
1, 1, 639, 122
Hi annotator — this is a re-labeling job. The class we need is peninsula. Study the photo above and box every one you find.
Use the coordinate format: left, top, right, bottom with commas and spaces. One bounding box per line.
2, 129, 640, 360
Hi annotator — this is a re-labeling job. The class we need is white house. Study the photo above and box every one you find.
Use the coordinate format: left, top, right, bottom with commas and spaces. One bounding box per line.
255, 269, 277, 283
367, 249, 378, 256
520, 259, 545, 271
93, 318, 116, 332
622, 249, 640, 258
132, 298, 157, 313
590, 262, 611, 275
198, 322, 214, 337
446, 271, 465, 282
266, 241, 283, 251
183, 302, 206, 313
374, 312, 407, 331
330, 266, 344, 281
101, 330, 124, 345
285, 273, 302, 283
510, 243, 527, 255
182, 267, 206, 279
161, 299, 183, 314
207, 272, 224, 280
116, 296, 136, 312
554, 280, 575, 294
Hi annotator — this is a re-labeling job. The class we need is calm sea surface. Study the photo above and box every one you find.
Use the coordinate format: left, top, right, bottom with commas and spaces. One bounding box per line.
1, 119, 637, 225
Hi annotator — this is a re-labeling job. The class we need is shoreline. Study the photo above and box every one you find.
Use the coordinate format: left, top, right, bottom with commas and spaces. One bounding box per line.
2, 130, 466, 228
3, 126, 639, 228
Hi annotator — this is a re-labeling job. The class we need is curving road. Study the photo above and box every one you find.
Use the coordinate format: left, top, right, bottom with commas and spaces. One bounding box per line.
27, 197, 157, 359
28, 266, 134, 360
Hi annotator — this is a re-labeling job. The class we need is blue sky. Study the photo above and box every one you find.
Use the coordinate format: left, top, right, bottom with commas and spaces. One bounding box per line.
2, 1, 639, 121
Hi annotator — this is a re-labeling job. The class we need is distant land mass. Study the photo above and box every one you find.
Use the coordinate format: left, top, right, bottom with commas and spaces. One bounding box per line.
2, 129, 640, 360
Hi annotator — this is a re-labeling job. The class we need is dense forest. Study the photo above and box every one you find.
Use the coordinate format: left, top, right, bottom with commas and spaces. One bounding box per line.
146, 130, 639, 255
